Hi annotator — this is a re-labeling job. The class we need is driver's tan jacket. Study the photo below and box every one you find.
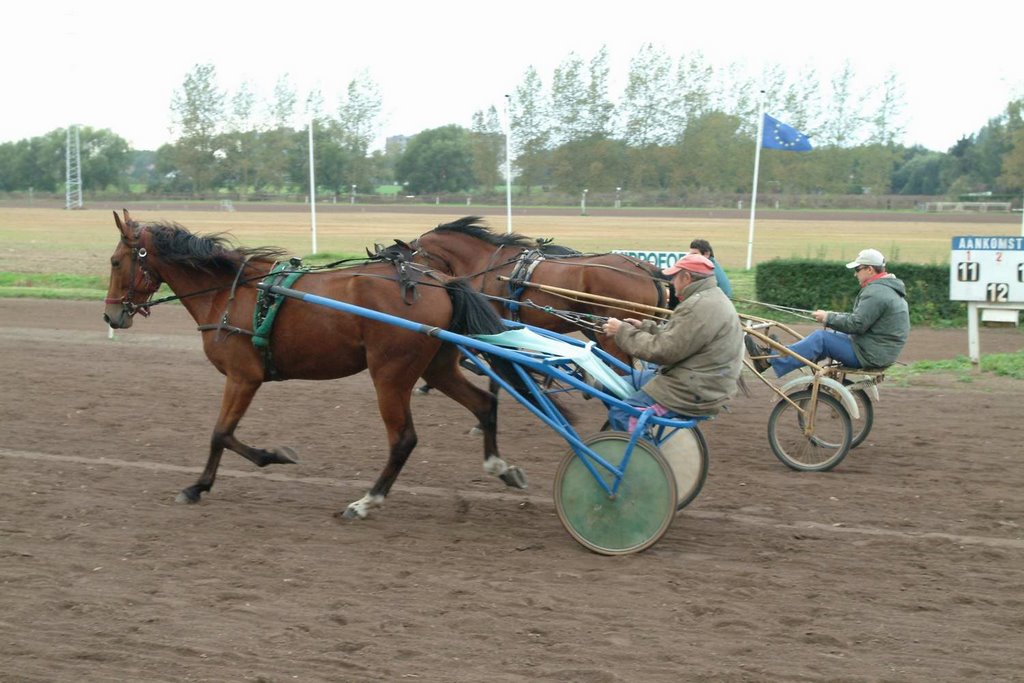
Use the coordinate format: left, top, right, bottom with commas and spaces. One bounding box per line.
614, 276, 743, 416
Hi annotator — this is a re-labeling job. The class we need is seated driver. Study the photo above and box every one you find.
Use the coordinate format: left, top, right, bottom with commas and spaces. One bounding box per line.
745, 248, 910, 377
602, 253, 744, 431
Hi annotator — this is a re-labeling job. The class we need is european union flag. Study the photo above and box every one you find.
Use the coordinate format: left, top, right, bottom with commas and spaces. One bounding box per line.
762, 114, 812, 151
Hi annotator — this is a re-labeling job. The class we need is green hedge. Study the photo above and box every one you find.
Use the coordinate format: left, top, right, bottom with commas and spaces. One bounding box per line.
755, 259, 965, 326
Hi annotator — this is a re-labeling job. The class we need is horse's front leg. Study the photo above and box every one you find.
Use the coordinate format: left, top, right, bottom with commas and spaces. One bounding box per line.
176, 376, 296, 504
421, 351, 528, 490
341, 385, 417, 519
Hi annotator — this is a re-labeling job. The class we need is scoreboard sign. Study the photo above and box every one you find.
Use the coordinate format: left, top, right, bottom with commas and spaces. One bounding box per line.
949, 235, 1024, 303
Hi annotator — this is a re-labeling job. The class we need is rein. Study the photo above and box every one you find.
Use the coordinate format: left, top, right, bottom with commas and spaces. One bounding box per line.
110, 233, 422, 320
117, 270, 268, 316
516, 300, 611, 333
497, 277, 672, 321
730, 297, 818, 320
407, 243, 660, 285
398, 240, 671, 334
366, 275, 617, 334
148, 264, 436, 316
141, 256, 384, 313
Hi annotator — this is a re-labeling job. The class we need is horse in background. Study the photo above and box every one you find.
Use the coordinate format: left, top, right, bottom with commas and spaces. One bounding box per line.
103, 210, 531, 521
406, 216, 670, 361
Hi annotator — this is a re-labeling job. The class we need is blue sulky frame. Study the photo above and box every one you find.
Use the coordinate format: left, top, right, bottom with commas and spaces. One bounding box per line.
260, 283, 708, 555
459, 325, 704, 500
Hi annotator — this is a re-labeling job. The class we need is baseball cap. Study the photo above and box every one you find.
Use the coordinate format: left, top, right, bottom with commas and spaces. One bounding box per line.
845, 248, 885, 269
663, 253, 715, 276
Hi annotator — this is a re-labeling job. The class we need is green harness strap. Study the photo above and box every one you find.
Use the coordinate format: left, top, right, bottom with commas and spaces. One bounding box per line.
253, 262, 306, 381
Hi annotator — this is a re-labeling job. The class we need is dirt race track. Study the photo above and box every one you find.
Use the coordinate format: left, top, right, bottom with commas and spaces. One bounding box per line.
2, 299, 1023, 682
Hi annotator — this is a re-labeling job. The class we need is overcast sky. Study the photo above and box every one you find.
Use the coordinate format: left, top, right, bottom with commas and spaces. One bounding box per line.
3, 0, 1022, 153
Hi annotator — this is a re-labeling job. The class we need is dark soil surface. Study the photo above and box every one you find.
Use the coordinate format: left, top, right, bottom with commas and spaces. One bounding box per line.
2, 300, 1022, 682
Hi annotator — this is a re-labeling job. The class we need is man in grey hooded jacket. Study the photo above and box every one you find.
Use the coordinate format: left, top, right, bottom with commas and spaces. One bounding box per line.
747, 248, 910, 377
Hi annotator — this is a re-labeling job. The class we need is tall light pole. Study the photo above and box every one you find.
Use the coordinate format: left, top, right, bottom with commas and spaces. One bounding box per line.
581, 188, 588, 216
65, 125, 83, 210
504, 94, 513, 234
615, 186, 621, 209
308, 118, 317, 254
351, 184, 356, 205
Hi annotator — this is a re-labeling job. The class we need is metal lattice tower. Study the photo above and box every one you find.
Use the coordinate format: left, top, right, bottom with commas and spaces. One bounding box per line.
65, 125, 83, 209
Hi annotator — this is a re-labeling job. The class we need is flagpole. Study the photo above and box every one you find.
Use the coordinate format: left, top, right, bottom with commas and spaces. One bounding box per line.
504, 94, 513, 234
746, 92, 766, 270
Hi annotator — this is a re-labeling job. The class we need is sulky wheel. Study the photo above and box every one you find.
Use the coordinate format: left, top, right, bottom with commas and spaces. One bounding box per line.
844, 386, 874, 448
600, 420, 708, 511
553, 432, 677, 555
657, 427, 710, 511
820, 382, 875, 448
768, 389, 852, 472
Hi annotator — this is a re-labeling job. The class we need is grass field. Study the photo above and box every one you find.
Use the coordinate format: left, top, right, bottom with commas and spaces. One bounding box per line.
4, 206, 1019, 274
1, 205, 1021, 300
2, 205, 1021, 377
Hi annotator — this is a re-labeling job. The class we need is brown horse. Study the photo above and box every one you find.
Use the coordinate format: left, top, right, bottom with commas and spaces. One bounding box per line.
405, 217, 669, 360
103, 210, 528, 520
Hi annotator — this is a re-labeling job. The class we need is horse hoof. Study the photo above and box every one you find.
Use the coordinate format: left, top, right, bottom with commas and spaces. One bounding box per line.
272, 446, 299, 464
414, 386, 431, 396
499, 466, 528, 490
175, 489, 200, 504
338, 507, 364, 520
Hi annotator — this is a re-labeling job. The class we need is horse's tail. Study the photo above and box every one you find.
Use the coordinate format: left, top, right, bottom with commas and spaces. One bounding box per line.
444, 279, 574, 424
666, 280, 679, 309
444, 278, 505, 337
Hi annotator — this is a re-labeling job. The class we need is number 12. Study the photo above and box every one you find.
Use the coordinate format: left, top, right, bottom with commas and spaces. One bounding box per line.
986, 283, 1009, 303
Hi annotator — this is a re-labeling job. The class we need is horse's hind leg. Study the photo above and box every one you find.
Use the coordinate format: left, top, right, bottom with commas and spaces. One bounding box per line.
176, 377, 297, 504
421, 348, 527, 490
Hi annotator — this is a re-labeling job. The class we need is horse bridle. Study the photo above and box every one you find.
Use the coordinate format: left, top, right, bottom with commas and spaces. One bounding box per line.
405, 238, 456, 275
104, 226, 163, 317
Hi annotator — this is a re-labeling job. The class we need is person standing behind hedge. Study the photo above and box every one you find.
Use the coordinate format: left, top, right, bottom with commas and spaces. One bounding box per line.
745, 248, 910, 377
689, 238, 733, 298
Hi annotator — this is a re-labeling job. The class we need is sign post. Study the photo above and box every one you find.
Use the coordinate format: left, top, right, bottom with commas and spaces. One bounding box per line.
949, 235, 1024, 366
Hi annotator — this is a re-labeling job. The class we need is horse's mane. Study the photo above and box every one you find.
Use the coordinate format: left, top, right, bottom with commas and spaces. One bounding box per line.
144, 222, 289, 273
432, 216, 673, 291
432, 217, 578, 255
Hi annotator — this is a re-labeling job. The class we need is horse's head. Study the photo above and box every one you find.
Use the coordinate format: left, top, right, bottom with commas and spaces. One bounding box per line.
366, 238, 417, 264
103, 209, 164, 329
404, 233, 454, 274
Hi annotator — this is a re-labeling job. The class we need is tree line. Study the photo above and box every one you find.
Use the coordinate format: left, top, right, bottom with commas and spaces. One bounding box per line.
2, 45, 1022, 204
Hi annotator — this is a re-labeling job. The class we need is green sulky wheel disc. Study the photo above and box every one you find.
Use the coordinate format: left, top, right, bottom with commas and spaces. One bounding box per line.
553, 432, 677, 555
